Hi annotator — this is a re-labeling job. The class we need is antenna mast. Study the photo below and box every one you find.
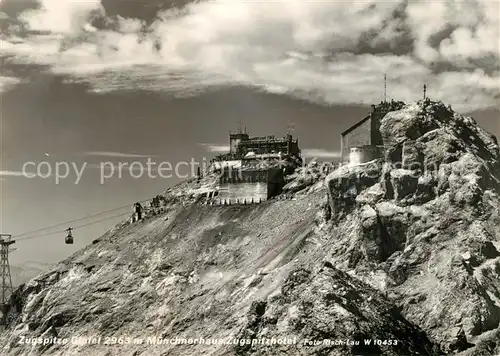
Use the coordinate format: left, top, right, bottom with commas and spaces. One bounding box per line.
423, 84, 427, 100
384, 74, 387, 102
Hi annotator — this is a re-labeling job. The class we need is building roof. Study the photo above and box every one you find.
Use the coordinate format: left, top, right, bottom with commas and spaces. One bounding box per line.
341, 115, 371, 137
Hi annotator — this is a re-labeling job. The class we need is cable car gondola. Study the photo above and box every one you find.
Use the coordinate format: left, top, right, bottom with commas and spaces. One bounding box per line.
65, 227, 74, 244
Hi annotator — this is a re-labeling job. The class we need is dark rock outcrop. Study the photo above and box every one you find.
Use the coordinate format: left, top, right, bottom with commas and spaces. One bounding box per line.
236, 266, 437, 356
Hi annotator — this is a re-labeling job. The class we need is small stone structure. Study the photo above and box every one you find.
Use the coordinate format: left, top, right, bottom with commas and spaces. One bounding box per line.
348, 146, 383, 165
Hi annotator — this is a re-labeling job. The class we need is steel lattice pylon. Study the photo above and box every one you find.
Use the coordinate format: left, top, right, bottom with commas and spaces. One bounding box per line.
0, 234, 15, 325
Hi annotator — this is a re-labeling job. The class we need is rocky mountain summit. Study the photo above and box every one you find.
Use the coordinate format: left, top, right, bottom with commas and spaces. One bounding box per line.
1, 100, 499, 356
326, 100, 500, 354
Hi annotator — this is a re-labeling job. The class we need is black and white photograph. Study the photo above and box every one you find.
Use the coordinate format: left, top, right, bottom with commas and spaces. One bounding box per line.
0, 0, 499, 355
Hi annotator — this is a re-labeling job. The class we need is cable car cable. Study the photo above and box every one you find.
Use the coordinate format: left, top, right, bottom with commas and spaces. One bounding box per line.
15, 211, 133, 242
13, 196, 156, 239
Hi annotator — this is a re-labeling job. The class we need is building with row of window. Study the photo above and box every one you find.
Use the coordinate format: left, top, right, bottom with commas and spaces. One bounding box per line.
209, 100, 414, 203
210, 130, 301, 204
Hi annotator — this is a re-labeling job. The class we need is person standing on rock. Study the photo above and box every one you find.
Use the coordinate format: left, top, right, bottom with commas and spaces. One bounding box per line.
132, 202, 143, 223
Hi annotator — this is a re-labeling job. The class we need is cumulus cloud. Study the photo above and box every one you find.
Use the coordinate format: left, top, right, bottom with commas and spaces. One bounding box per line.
0, 0, 498, 111
406, 1, 499, 66
302, 149, 341, 159
0, 170, 36, 178
198, 144, 230, 153
18, 0, 103, 34
83, 151, 159, 158
0, 76, 22, 92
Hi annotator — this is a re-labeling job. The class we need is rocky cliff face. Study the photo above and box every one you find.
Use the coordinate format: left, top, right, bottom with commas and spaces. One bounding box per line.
1, 100, 499, 356
326, 100, 500, 354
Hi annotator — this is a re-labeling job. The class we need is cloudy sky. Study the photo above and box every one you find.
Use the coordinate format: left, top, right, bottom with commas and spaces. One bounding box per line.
0, 0, 499, 265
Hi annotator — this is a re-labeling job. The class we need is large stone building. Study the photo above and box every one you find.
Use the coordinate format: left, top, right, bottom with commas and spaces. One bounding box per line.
228, 131, 301, 159
210, 130, 301, 204
341, 100, 405, 164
